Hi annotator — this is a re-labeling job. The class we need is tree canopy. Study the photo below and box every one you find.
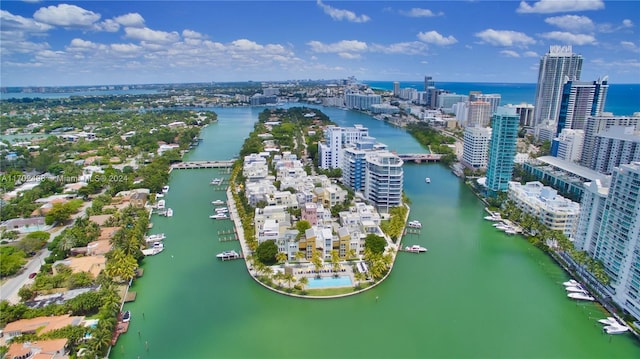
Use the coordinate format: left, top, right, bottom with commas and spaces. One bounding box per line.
364, 234, 386, 255
255, 240, 278, 265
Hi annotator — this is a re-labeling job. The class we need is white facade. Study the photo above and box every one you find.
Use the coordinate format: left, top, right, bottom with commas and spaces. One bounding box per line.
364, 151, 404, 212
467, 101, 492, 127
318, 125, 369, 169
462, 126, 492, 169
507, 181, 580, 238
555, 129, 584, 163
574, 163, 640, 321
590, 126, 640, 175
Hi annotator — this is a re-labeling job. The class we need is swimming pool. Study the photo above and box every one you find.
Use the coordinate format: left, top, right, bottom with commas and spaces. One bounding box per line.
307, 276, 353, 289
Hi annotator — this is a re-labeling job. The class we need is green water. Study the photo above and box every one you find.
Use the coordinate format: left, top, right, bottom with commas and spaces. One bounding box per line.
111, 107, 640, 359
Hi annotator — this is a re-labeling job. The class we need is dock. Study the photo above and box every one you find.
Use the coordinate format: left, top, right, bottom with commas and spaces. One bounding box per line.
170, 160, 235, 170
111, 321, 129, 345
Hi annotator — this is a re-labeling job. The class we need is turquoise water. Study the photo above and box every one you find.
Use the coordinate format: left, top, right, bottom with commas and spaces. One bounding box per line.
110, 106, 640, 359
307, 276, 353, 289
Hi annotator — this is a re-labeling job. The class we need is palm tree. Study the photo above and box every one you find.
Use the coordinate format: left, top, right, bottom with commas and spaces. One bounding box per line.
354, 271, 367, 288
276, 252, 288, 265
311, 250, 323, 278
330, 250, 340, 277
295, 251, 306, 264
298, 276, 308, 291
283, 272, 296, 289
347, 248, 357, 260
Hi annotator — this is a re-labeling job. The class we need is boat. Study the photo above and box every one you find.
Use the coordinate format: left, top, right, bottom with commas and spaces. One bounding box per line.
210, 178, 223, 185
484, 215, 502, 221
155, 193, 164, 198
563, 279, 580, 287
144, 233, 166, 243
152, 242, 164, 249
121, 310, 131, 323
604, 324, 629, 335
216, 250, 240, 260
565, 286, 588, 293
210, 213, 229, 219
405, 245, 427, 253
157, 199, 166, 209
215, 207, 229, 213
212, 200, 225, 205
567, 292, 595, 301
162, 185, 170, 193
504, 229, 517, 235
408, 220, 422, 229
425, 177, 431, 183
598, 317, 620, 326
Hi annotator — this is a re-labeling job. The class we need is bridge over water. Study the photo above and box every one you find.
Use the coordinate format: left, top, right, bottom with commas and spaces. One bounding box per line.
170, 160, 235, 171
397, 153, 442, 163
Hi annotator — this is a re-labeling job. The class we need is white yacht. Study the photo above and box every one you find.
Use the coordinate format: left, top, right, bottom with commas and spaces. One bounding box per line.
504, 229, 517, 235
210, 178, 223, 185
425, 177, 431, 183
216, 250, 240, 260
598, 317, 620, 326
563, 279, 580, 287
144, 233, 166, 243
408, 220, 422, 229
212, 200, 225, 205
484, 215, 502, 221
567, 292, 595, 301
166, 208, 173, 217
215, 207, 229, 213
405, 245, 427, 253
604, 324, 629, 335
162, 185, 170, 193
157, 199, 166, 209
565, 286, 588, 293
210, 213, 229, 219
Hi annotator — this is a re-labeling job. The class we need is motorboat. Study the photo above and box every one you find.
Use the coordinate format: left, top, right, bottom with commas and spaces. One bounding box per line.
216, 250, 240, 260
598, 317, 620, 326
425, 177, 431, 183
408, 220, 422, 229
210, 213, 229, 219
121, 310, 131, 323
565, 286, 588, 293
215, 207, 229, 213
484, 215, 502, 221
144, 233, 166, 243
405, 245, 427, 253
604, 324, 629, 335
166, 208, 173, 217
210, 178, 223, 185
152, 242, 164, 249
567, 292, 595, 301
156, 193, 164, 198
157, 199, 166, 209
212, 200, 225, 205
505, 229, 517, 235
162, 185, 170, 193
563, 279, 580, 287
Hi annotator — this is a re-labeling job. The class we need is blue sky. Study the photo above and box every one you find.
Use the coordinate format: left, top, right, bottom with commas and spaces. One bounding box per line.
1, 0, 639, 86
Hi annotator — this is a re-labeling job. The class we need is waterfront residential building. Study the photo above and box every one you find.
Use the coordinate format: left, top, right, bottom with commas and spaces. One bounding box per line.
462, 126, 492, 170
318, 124, 369, 169
552, 129, 584, 162
344, 91, 381, 111
507, 181, 580, 238
574, 162, 640, 321
581, 114, 640, 168
513, 103, 535, 128
486, 106, 520, 193
438, 93, 469, 111
466, 101, 492, 127
589, 126, 640, 175
522, 155, 609, 201
555, 78, 608, 136
471, 93, 501, 115
364, 151, 404, 212
533, 45, 583, 126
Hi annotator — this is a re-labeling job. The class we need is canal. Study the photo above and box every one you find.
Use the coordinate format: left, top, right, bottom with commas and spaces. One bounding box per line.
110, 106, 640, 359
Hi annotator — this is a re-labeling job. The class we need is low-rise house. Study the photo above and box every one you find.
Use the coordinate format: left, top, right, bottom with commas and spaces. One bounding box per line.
2, 315, 84, 340
6, 338, 68, 358
53, 255, 106, 278
88, 214, 112, 226
1, 217, 48, 234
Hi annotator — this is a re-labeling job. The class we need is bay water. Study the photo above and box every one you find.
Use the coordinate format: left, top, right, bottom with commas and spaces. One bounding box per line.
110, 106, 640, 359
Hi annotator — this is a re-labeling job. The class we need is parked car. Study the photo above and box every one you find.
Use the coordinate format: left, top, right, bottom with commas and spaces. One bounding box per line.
28, 272, 37, 279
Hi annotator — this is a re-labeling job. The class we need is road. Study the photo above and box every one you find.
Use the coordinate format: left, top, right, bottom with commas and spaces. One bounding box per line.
0, 202, 91, 304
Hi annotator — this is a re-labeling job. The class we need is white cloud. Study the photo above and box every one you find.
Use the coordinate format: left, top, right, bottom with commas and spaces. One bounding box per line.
316, 0, 370, 23
622, 19, 634, 28
231, 39, 263, 51
307, 40, 368, 53
114, 13, 145, 28
539, 31, 596, 45
1, 10, 52, 32
545, 15, 595, 33
110, 43, 143, 57
183, 29, 204, 39
417, 31, 457, 46
370, 42, 428, 55
124, 27, 180, 43
523, 51, 539, 57
33, 4, 101, 27
474, 29, 535, 46
94, 19, 119, 32
500, 50, 520, 58
400, 8, 443, 17
338, 52, 361, 59
599, 19, 635, 33
67, 38, 100, 51
620, 41, 639, 53
517, 0, 604, 14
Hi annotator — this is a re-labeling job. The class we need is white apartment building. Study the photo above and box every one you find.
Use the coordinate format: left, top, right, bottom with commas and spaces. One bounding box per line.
581, 114, 640, 168
574, 162, 640, 321
590, 126, 640, 175
466, 101, 492, 127
507, 181, 580, 238
554, 129, 584, 163
318, 125, 369, 169
462, 126, 492, 170
364, 151, 403, 212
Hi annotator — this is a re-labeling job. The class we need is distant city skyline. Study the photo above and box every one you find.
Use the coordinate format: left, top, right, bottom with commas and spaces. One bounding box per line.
1, 0, 639, 86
